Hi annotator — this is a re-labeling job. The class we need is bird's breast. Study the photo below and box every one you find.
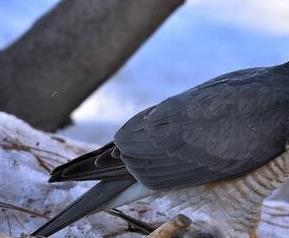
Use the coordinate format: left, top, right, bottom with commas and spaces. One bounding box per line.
158, 145, 289, 238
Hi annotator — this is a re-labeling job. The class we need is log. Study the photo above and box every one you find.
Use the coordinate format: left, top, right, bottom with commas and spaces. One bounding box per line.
0, 0, 184, 131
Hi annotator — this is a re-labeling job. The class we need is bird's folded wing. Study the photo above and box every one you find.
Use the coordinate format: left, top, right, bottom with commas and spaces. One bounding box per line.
114, 67, 289, 189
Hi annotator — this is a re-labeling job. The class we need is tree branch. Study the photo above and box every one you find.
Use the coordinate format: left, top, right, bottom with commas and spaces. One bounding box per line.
146, 214, 191, 238
0, 0, 184, 131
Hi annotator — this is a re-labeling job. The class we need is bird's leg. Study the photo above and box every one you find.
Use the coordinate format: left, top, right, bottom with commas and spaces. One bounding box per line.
106, 208, 156, 235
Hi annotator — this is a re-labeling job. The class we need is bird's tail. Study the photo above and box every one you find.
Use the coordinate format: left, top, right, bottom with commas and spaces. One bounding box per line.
48, 142, 132, 182
31, 179, 135, 237
31, 142, 155, 237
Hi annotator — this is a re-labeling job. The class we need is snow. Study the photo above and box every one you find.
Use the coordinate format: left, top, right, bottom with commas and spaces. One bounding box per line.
0, 112, 96, 237
0, 112, 166, 238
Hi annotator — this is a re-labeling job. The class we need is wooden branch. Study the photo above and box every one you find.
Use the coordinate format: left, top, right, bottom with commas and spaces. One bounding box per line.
146, 214, 191, 238
0, 202, 49, 220
0, 0, 185, 131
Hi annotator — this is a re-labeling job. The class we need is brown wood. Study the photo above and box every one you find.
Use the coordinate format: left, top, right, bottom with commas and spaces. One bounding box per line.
146, 214, 191, 238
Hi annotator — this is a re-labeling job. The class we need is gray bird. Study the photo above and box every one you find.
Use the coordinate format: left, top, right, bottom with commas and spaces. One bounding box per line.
32, 62, 289, 238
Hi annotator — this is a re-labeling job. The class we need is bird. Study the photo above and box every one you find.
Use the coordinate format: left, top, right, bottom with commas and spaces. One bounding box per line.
32, 62, 289, 238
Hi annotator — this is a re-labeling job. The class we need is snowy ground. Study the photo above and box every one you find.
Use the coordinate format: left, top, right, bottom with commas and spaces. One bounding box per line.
0, 112, 169, 238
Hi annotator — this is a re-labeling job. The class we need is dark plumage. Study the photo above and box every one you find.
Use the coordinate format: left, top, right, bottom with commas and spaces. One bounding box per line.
32, 62, 289, 237
49, 142, 133, 182
115, 64, 289, 189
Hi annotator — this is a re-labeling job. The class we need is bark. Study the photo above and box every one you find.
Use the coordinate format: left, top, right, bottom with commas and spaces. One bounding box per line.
0, 0, 184, 131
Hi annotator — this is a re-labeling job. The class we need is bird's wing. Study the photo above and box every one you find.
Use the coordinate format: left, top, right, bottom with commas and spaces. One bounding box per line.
114, 67, 289, 189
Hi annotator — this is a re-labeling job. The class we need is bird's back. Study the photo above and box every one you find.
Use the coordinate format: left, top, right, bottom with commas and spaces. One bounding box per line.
115, 65, 289, 190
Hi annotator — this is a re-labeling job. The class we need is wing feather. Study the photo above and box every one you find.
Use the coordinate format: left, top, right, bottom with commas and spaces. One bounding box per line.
115, 66, 289, 189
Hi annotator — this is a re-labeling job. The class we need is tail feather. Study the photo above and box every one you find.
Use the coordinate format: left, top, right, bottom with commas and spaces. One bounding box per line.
31, 180, 135, 237
32, 143, 140, 237
49, 142, 132, 182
